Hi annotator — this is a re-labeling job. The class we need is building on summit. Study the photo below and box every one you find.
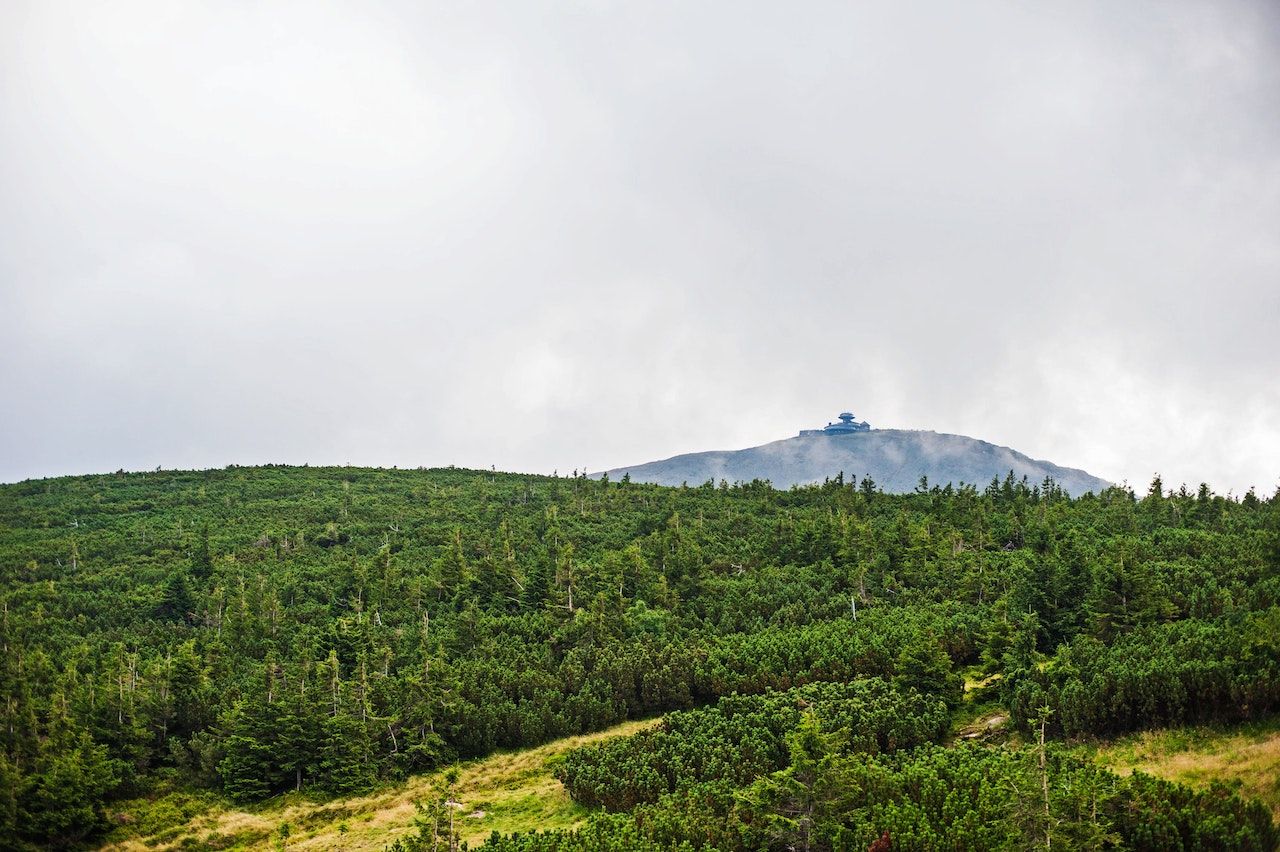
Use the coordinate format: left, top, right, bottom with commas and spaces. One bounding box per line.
799, 411, 872, 437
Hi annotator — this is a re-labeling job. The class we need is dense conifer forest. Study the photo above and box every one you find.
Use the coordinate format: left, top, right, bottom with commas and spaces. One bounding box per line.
1, 465, 1278, 849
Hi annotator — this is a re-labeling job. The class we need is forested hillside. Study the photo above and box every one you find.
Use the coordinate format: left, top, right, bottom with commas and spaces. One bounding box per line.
1, 466, 1278, 849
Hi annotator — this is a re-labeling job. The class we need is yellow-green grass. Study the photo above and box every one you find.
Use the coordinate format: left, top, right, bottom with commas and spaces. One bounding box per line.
99, 718, 657, 851
1080, 715, 1280, 821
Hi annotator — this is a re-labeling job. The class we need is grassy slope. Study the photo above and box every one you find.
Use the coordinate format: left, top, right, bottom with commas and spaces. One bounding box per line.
99, 719, 657, 852
1079, 715, 1280, 821
955, 675, 1278, 821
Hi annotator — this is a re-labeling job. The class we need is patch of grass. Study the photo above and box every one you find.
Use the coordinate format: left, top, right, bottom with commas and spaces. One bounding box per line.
950, 667, 1008, 743
1079, 714, 1280, 821
100, 789, 223, 846
98, 718, 657, 851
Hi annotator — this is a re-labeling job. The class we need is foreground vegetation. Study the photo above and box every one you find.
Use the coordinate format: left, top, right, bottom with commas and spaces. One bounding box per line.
98, 718, 655, 851
0, 464, 1277, 848
1083, 714, 1280, 822
93, 713, 1280, 851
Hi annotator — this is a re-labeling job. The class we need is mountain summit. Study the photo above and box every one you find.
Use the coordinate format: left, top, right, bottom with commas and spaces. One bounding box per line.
604, 413, 1111, 495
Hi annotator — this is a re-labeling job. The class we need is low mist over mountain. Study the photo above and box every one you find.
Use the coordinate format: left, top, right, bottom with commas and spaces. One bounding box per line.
604, 416, 1111, 495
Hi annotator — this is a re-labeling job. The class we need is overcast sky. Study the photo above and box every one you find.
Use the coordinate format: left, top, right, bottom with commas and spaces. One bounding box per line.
2, 1, 1278, 494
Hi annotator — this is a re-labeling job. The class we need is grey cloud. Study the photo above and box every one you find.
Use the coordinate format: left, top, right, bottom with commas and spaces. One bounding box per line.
2, 0, 1278, 494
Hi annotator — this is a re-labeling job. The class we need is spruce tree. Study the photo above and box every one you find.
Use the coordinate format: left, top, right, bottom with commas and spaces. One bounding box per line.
156, 572, 194, 623
192, 524, 213, 580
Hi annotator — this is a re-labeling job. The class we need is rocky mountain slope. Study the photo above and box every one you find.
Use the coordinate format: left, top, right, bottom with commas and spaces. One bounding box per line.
603, 429, 1111, 495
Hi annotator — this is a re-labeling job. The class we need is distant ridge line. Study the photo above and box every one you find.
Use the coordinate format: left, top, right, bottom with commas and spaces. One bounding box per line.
601, 428, 1111, 496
